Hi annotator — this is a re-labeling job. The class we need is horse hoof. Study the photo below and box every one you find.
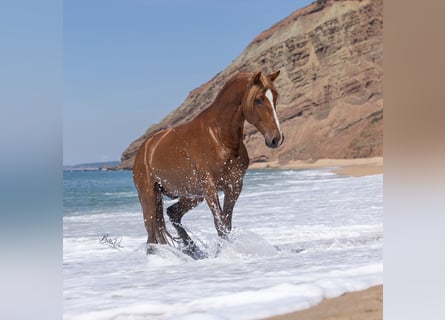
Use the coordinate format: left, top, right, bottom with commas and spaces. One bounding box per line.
181, 245, 208, 260
146, 244, 158, 255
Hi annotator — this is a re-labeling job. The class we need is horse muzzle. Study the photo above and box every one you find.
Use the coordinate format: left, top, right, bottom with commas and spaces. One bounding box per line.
265, 134, 284, 149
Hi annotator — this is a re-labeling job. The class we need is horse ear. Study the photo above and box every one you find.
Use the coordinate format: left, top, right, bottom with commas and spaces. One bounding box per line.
267, 70, 280, 82
253, 72, 262, 85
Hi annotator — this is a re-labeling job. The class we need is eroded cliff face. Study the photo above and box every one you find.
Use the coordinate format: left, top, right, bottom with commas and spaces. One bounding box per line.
119, 0, 382, 169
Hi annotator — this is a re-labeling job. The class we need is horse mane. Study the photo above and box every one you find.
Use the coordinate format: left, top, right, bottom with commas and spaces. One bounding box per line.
215, 72, 253, 97
197, 71, 275, 123
206, 72, 254, 111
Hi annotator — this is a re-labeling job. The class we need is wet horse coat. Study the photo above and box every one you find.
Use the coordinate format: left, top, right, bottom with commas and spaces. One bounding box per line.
133, 71, 283, 254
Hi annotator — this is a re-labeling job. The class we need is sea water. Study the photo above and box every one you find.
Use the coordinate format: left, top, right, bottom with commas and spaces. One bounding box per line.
63, 168, 383, 320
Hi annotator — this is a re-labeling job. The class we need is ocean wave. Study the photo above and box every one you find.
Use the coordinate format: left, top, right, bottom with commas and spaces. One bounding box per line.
64, 170, 382, 319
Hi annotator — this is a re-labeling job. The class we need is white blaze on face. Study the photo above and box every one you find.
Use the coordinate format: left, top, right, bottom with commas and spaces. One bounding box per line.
265, 89, 282, 140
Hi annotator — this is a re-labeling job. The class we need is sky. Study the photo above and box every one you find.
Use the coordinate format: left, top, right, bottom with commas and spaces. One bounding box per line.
64, 0, 313, 165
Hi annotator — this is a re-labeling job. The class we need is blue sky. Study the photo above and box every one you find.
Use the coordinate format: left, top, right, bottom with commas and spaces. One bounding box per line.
64, 0, 313, 165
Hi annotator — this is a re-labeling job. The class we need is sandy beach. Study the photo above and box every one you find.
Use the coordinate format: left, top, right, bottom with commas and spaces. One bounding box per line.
262, 285, 382, 320
253, 157, 383, 320
249, 157, 383, 177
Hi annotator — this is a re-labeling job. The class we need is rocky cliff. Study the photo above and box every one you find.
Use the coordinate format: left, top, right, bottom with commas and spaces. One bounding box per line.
119, 0, 382, 169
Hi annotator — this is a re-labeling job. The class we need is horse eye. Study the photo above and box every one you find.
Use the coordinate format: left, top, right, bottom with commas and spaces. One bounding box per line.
254, 98, 263, 105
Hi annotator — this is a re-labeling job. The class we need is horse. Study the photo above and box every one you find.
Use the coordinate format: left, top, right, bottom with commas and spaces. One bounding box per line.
133, 71, 284, 257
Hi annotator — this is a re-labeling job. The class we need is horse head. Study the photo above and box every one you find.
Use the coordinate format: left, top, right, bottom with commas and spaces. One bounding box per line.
242, 71, 284, 148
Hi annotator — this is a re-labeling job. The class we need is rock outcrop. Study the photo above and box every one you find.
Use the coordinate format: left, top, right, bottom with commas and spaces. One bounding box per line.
118, 0, 382, 169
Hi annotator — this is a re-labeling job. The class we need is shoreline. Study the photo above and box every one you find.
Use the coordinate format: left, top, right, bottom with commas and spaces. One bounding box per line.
262, 285, 383, 320
249, 157, 383, 177
254, 159, 383, 320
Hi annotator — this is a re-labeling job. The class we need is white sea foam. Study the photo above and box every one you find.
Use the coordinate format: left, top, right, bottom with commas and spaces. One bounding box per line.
64, 169, 382, 319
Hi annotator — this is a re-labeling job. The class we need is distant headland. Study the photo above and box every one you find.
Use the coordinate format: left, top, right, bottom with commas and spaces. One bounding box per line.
63, 161, 120, 172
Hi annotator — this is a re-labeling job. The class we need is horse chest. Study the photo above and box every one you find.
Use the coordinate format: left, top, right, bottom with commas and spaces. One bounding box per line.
214, 157, 246, 188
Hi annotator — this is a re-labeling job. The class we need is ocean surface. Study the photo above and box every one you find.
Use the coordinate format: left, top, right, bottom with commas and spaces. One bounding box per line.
63, 168, 383, 320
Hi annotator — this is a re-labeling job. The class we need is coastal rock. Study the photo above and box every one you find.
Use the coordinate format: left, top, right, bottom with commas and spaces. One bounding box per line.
118, 0, 382, 169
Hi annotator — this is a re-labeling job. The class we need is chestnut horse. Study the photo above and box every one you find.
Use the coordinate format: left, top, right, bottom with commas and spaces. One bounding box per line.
133, 71, 283, 257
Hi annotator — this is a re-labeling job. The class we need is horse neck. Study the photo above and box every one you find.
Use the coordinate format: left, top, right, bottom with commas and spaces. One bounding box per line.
205, 75, 249, 151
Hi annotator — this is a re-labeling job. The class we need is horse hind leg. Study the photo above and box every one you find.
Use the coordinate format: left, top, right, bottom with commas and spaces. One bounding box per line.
167, 197, 203, 246
167, 197, 208, 259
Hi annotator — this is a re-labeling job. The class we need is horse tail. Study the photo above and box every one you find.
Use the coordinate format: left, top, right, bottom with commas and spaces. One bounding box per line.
152, 183, 174, 246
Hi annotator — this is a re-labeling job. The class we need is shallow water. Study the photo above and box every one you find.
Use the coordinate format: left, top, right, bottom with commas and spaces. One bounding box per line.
63, 169, 383, 320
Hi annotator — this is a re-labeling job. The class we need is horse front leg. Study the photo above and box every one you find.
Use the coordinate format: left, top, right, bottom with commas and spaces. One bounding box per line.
221, 183, 243, 236
203, 183, 229, 239
218, 170, 244, 234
